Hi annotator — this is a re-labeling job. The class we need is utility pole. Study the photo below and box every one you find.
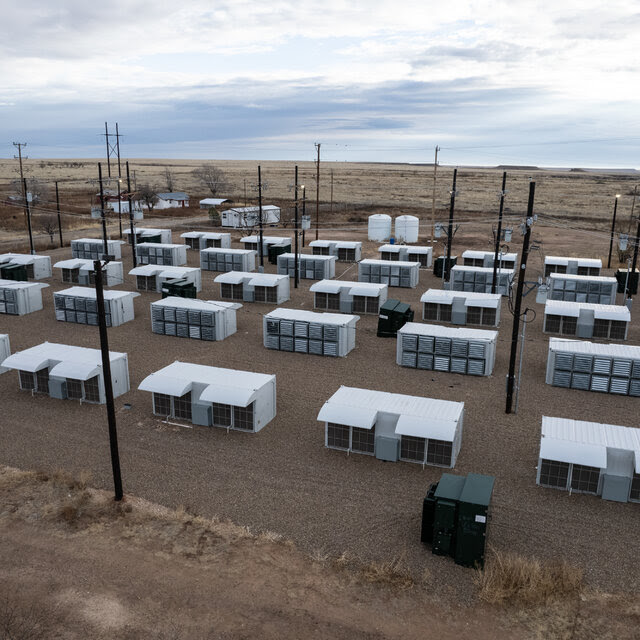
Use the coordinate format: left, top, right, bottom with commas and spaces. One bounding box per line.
257, 165, 264, 268
93, 259, 124, 501
330, 170, 334, 217
104, 123, 111, 177
607, 194, 621, 269
98, 163, 109, 257
243, 179, 247, 207
55, 181, 63, 247
302, 186, 306, 247
506, 181, 536, 414
491, 171, 508, 294
13, 142, 27, 226
444, 168, 458, 283
627, 186, 637, 234
23, 177, 35, 254
115, 123, 123, 239
431, 145, 439, 244
127, 161, 137, 268
315, 142, 321, 240
294, 166, 299, 289
630, 214, 640, 299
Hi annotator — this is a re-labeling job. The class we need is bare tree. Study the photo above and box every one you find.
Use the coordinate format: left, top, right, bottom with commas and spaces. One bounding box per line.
163, 168, 175, 192
192, 163, 228, 196
39, 215, 58, 245
138, 184, 158, 211
11, 177, 49, 205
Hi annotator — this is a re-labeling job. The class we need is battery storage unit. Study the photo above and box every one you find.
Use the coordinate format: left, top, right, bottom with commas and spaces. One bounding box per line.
543, 300, 630, 341
129, 265, 202, 293
0, 279, 48, 315
150, 297, 240, 341
53, 287, 139, 327
0, 253, 52, 280
214, 271, 290, 304
200, 248, 257, 273
421, 289, 501, 327
54, 259, 123, 287
358, 259, 420, 288
135, 242, 188, 266
546, 337, 640, 397
547, 273, 618, 305
71, 238, 124, 260
309, 240, 363, 262
378, 245, 433, 268
180, 231, 232, 250
241, 235, 291, 256
123, 227, 172, 244
462, 250, 517, 270
448, 265, 514, 296
397, 322, 498, 376
310, 280, 388, 315
544, 256, 602, 277
277, 253, 337, 280
263, 308, 359, 357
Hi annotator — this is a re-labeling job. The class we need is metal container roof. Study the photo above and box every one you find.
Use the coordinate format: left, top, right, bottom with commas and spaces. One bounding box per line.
548, 337, 640, 358
360, 258, 421, 267
180, 231, 229, 239
136, 242, 185, 249
265, 307, 359, 325
129, 265, 198, 277
214, 271, 287, 286
55, 286, 139, 301
544, 300, 630, 321
462, 249, 518, 261
0, 279, 49, 290
0, 253, 50, 265
451, 265, 515, 275
122, 227, 167, 236
201, 247, 256, 255
241, 235, 289, 245
549, 273, 616, 284
310, 279, 387, 296
545, 256, 602, 267
73, 238, 124, 245
420, 289, 501, 309
398, 321, 498, 341
279, 253, 336, 262
151, 297, 240, 311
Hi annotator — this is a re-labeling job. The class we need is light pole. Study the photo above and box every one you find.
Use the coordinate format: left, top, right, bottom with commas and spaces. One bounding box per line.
607, 194, 621, 269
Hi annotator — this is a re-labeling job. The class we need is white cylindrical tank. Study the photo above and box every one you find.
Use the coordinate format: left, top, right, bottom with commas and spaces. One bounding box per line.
368, 214, 392, 241
395, 215, 419, 243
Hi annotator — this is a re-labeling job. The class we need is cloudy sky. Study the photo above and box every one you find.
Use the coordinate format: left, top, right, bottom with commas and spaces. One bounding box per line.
1, 0, 639, 167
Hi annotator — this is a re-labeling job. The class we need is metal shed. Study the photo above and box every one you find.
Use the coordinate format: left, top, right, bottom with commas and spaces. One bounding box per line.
318, 385, 464, 467
537, 416, 640, 504
71, 238, 124, 260
462, 250, 518, 270
240, 235, 291, 256
543, 300, 630, 340
358, 259, 420, 288
54, 259, 123, 287
263, 308, 359, 357
421, 289, 501, 327
309, 240, 363, 262
0, 334, 10, 374
222, 206, 280, 228
200, 248, 257, 273
544, 256, 602, 277
0, 341, 130, 404
123, 227, 172, 244
310, 279, 388, 314
54, 287, 139, 327
214, 271, 290, 304
448, 265, 515, 296
136, 242, 188, 267
546, 337, 640, 396
397, 322, 498, 376
139, 361, 276, 433
378, 245, 433, 268
129, 265, 202, 293
0, 279, 48, 315
151, 297, 239, 341
0, 253, 52, 280
180, 231, 232, 250
277, 253, 337, 280
547, 273, 617, 305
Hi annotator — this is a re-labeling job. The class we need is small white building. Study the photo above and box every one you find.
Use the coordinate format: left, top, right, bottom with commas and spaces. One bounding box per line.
318, 385, 464, 467
214, 271, 290, 304
54, 259, 123, 287
222, 205, 280, 228
180, 231, 232, 251
0, 334, 10, 374
358, 259, 420, 288
135, 243, 188, 267
151, 297, 239, 341
129, 265, 202, 293
397, 322, 498, 376
421, 289, 501, 327
154, 192, 189, 209
123, 227, 173, 245
71, 238, 124, 261
0, 253, 52, 280
448, 265, 515, 296
310, 280, 388, 314
547, 273, 617, 305
240, 235, 291, 256
537, 416, 640, 503
264, 308, 359, 357
462, 250, 518, 270
0, 342, 130, 404
309, 240, 363, 262
0, 279, 48, 315
277, 253, 337, 280
544, 256, 602, 277
200, 248, 257, 273
139, 361, 276, 432
378, 245, 433, 268
199, 198, 231, 209
54, 287, 139, 327
544, 300, 630, 340
546, 337, 640, 396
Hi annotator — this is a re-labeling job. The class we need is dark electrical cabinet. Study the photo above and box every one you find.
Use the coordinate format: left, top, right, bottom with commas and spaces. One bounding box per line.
161, 278, 197, 299
433, 256, 458, 278
615, 269, 639, 295
0, 264, 28, 281
268, 243, 291, 265
377, 299, 414, 338
421, 472, 494, 569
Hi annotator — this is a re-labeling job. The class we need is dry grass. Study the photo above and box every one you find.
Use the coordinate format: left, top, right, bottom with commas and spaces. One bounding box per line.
474, 548, 583, 606
361, 554, 414, 590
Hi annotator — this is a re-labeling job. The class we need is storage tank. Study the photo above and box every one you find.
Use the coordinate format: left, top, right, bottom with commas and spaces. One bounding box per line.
395, 215, 419, 243
368, 214, 392, 242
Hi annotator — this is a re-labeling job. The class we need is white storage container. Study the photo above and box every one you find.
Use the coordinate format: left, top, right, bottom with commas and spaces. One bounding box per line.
0, 279, 48, 315
277, 253, 337, 280
222, 206, 280, 228
378, 244, 432, 268
129, 265, 202, 292
543, 300, 630, 340
54, 259, 123, 287
310, 240, 362, 262
123, 227, 172, 244
421, 289, 501, 327
358, 259, 420, 288
53, 287, 139, 327
448, 265, 515, 296
0, 253, 52, 280
214, 271, 290, 304
310, 280, 388, 314
200, 248, 257, 273
240, 235, 291, 256
135, 242, 187, 266
548, 273, 617, 305
394, 215, 419, 243
462, 250, 518, 270
71, 238, 124, 260
397, 322, 498, 376
180, 232, 232, 250
544, 256, 602, 277
368, 214, 392, 241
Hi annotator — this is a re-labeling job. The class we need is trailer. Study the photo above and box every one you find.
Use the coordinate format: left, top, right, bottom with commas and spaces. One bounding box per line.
215, 271, 290, 304
0, 253, 52, 280
421, 289, 501, 327
358, 259, 420, 288
221, 205, 280, 228
310, 280, 388, 314
180, 231, 232, 250
54, 287, 139, 327
54, 259, 123, 287
200, 248, 257, 273
0, 279, 48, 315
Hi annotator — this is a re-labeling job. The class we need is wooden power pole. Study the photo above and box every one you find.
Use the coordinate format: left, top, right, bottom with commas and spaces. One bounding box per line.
431, 146, 439, 244
315, 143, 321, 240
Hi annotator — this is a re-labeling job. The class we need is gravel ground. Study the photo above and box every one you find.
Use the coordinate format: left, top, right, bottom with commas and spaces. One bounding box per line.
1, 224, 639, 600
